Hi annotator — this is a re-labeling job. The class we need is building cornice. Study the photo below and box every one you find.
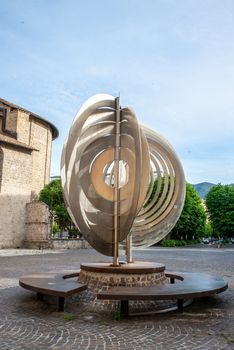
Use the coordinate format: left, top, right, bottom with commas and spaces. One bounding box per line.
0, 134, 38, 152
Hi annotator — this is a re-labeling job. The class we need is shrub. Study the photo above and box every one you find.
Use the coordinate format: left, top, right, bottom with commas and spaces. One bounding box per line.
160, 239, 199, 247
160, 240, 176, 247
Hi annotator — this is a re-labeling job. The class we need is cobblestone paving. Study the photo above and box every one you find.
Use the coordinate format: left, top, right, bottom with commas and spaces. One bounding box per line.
0, 247, 233, 349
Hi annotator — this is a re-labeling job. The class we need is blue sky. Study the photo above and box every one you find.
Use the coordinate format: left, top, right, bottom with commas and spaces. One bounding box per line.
0, 0, 233, 184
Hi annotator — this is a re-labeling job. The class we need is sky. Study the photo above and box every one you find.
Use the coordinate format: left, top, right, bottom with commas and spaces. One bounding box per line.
0, 0, 233, 184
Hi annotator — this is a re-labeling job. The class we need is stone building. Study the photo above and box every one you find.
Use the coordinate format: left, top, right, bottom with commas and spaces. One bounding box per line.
0, 98, 58, 248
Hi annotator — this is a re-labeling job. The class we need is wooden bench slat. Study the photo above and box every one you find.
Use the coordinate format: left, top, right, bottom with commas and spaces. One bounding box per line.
97, 272, 227, 300
19, 274, 86, 297
97, 272, 228, 316
19, 272, 87, 311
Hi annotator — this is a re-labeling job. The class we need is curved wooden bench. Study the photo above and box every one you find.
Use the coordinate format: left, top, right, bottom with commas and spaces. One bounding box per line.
19, 271, 86, 312
97, 272, 228, 316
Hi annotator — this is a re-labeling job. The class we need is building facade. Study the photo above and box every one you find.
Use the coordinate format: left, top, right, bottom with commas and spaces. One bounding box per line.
0, 98, 58, 248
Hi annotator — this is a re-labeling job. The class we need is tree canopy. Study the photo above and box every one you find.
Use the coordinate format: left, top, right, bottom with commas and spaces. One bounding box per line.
170, 183, 207, 240
39, 179, 73, 231
39, 179, 63, 210
206, 184, 234, 238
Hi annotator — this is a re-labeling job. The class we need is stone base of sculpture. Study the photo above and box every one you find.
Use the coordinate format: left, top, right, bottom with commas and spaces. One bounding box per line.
79, 262, 167, 292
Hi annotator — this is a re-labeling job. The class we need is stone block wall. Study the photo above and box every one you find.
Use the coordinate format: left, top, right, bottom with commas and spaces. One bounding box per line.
0, 144, 32, 248
0, 194, 31, 248
0, 147, 3, 190
30, 118, 52, 194
0, 144, 32, 191
0, 100, 56, 248
16, 110, 30, 144
51, 239, 91, 250
24, 201, 51, 249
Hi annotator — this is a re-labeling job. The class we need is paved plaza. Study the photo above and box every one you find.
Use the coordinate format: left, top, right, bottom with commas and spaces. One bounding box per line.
0, 246, 233, 350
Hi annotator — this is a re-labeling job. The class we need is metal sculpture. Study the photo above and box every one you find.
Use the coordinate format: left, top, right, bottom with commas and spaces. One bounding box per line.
61, 94, 185, 265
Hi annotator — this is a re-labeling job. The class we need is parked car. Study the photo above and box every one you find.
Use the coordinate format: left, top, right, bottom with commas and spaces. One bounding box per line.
211, 238, 223, 245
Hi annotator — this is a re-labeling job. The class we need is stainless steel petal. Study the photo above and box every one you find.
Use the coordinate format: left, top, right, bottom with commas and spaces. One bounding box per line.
61, 95, 185, 258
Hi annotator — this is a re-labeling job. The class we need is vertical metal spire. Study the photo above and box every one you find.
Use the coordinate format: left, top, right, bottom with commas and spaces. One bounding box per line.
113, 96, 121, 266
126, 232, 133, 263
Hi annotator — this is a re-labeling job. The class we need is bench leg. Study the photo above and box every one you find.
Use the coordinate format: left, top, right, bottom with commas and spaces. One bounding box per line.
177, 299, 184, 313
120, 300, 129, 317
170, 277, 175, 284
37, 293, 44, 301
58, 297, 65, 312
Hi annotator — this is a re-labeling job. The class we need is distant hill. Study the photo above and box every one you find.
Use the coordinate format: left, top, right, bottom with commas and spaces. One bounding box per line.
192, 182, 215, 199
192, 182, 234, 199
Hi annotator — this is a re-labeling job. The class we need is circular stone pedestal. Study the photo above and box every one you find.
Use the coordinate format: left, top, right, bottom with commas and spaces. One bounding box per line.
79, 261, 167, 292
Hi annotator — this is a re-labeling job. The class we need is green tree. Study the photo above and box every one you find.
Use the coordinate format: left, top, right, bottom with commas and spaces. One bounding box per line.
39, 179, 63, 211
170, 183, 207, 240
39, 179, 74, 232
206, 184, 234, 238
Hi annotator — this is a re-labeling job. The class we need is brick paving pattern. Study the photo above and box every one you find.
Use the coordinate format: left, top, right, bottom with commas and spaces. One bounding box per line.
0, 247, 233, 349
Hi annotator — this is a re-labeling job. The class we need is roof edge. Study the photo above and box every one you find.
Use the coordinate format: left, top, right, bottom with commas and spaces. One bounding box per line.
0, 97, 59, 140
